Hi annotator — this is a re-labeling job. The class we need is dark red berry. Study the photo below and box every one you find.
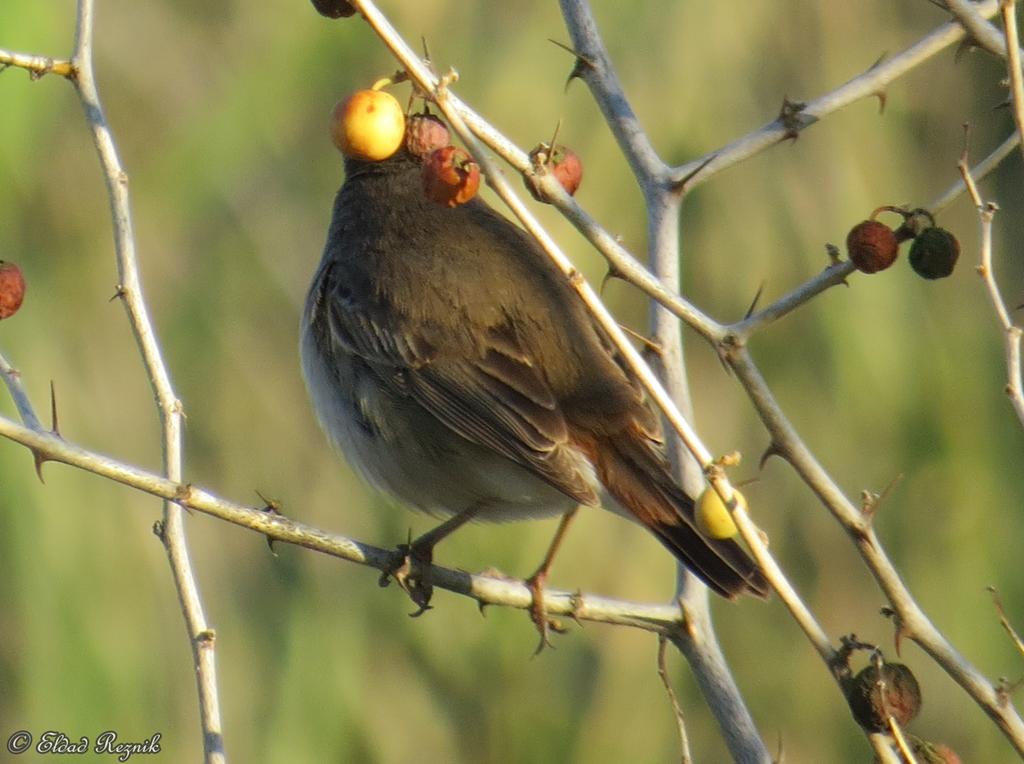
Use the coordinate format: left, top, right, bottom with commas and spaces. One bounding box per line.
846, 220, 899, 274
405, 114, 451, 160
0, 261, 25, 320
422, 146, 480, 207
311, 0, 356, 18
847, 662, 921, 731
909, 227, 960, 280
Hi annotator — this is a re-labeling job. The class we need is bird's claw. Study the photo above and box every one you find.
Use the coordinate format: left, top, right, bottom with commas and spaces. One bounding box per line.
381, 542, 435, 617
526, 570, 568, 656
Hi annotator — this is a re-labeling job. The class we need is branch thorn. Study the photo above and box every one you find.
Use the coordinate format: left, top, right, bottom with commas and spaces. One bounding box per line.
256, 490, 283, 553
758, 442, 784, 470
49, 380, 61, 437
548, 39, 596, 90
778, 97, 816, 140
744, 280, 766, 320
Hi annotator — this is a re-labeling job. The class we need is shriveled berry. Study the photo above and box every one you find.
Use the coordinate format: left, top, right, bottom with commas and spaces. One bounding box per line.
909, 227, 960, 280
847, 662, 921, 731
405, 113, 450, 159
422, 146, 480, 207
330, 89, 405, 162
0, 261, 25, 320
846, 220, 899, 274
311, 0, 356, 18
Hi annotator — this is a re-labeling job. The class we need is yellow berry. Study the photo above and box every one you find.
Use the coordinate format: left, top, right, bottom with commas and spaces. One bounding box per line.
330, 89, 405, 161
695, 486, 746, 540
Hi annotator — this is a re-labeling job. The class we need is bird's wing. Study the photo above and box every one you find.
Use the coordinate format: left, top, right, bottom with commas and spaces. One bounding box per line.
320, 274, 599, 506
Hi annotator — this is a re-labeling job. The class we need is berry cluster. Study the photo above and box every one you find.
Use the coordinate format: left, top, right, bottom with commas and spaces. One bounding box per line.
846, 206, 960, 280
329, 85, 583, 209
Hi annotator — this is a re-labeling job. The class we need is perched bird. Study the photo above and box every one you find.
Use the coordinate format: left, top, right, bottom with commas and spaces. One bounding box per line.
300, 147, 768, 637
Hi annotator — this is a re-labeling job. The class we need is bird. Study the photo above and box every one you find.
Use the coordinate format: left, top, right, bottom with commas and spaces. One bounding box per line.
300, 145, 769, 644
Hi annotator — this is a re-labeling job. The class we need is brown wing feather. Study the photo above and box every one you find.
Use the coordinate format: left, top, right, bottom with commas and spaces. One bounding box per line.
321, 273, 599, 506
574, 424, 769, 599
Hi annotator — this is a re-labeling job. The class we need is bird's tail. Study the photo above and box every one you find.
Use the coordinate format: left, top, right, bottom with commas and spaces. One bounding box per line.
581, 430, 770, 599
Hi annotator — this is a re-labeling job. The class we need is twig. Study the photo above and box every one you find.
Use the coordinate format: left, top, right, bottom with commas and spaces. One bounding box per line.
735, 122, 1021, 340
0, 354, 44, 432
725, 348, 1024, 755
67, 2, 225, 760
946, 0, 1016, 57
353, 4, 845, 760
730, 261, 855, 339
989, 587, 1024, 658
355, 0, 727, 508
557, 0, 667, 183
0, 409, 701, 634
1001, 0, 1024, 164
0, 47, 75, 78
670, 1, 1003, 189
931, 129, 1020, 214
336, 2, 999, 355
958, 151, 1024, 427
656, 637, 693, 764
551, 6, 774, 760
870, 733, 905, 764
887, 714, 919, 764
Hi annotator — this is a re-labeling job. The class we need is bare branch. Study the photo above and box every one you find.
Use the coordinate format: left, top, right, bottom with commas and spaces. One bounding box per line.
1001, 0, 1024, 163
958, 153, 1024, 427
67, 1, 225, 760
0, 47, 74, 78
931, 129, 1020, 213
725, 348, 1024, 755
989, 587, 1024, 658
656, 637, 693, 764
671, 1, 1003, 188
946, 0, 1015, 57
0, 409, 698, 635
558, 0, 668, 183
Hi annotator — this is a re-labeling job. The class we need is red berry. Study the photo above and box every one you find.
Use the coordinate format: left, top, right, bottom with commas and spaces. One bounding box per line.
405, 114, 450, 159
846, 220, 898, 274
422, 146, 480, 207
549, 145, 583, 196
311, 0, 356, 18
0, 261, 25, 320
525, 143, 584, 202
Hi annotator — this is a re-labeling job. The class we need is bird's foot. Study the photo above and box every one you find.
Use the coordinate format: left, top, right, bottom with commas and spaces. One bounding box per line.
525, 568, 569, 656
379, 535, 435, 617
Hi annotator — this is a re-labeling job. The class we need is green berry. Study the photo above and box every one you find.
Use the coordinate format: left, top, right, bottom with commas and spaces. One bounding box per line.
909, 227, 960, 280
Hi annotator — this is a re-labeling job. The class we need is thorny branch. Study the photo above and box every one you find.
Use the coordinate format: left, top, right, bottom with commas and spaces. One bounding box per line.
349, 0, 1024, 758
0, 398, 692, 635
2, 2, 227, 761
958, 143, 1024, 427
3, 0, 1024, 761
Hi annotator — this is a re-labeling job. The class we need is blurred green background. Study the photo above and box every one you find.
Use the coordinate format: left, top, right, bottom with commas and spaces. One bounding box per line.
2, 2, 1023, 762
